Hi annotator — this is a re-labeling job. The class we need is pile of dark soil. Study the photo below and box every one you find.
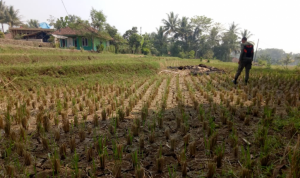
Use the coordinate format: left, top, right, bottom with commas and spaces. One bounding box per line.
168, 64, 225, 75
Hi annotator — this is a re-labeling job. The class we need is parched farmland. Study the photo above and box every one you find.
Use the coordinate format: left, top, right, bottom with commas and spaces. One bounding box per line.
0, 45, 300, 178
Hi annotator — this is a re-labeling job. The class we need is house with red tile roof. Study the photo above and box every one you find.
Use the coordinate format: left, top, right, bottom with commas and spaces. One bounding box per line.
52, 27, 112, 51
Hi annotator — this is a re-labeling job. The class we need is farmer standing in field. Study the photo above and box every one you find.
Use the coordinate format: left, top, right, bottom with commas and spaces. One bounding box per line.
233, 37, 254, 85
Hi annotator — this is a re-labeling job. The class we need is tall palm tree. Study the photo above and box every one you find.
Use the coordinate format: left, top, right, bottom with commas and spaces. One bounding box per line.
162, 12, 179, 35
240, 29, 253, 39
219, 22, 240, 61
174, 17, 192, 51
227, 22, 239, 35
5, 6, 22, 27
208, 27, 221, 48
226, 22, 240, 54
27, 19, 39, 28
153, 26, 168, 56
0, 0, 6, 32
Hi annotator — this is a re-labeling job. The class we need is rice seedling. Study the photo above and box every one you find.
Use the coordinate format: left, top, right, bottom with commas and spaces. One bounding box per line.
101, 109, 106, 121
24, 151, 32, 166
127, 129, 133, 145
86, 146, 94, 162
207, 162, 216, 178
42, 137, 49, 150
71, 151, 80, 178
5, 165, 15, 177
214, 144, 224, 168
113, 160, 122, 178
93, 113, 99, 127
156, 148, 165, 173
62, 118, 70, 133
149, 130, 155, 144
60, 143, 67, 159
70, 136, 76, 153
54, 129, 60, 142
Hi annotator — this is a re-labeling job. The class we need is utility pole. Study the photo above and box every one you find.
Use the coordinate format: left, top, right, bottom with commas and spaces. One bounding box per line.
140, 27, 142, 36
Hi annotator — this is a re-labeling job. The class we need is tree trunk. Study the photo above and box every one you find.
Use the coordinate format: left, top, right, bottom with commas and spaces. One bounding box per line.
1, 23, 4, 33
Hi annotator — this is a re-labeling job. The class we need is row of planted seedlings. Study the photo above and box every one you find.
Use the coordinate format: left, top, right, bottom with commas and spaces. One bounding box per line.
171, 75, 228, 177
0, 77, 153, 177
105, 76, 168, 177
94, 76, 168, 177
125, 76, 159, 117
193, 72, 300, 176
189, 74, 256, 176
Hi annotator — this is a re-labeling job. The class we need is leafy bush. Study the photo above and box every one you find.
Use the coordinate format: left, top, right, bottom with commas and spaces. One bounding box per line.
170, 43, 181, 57
258, 59, 266, 65
107, 45, 116, 53
151, 48, 159, 56
80, 47, 84, 52
179, 51, 186, 59
179, 50, 195, 59
188, 50, 195, 59
142, 48, 150, 55
0, 32, 4, 39
14, 34, 23, 40
96, 44, 105, 53
203, 50, 214, 59
48, 36, 55, 43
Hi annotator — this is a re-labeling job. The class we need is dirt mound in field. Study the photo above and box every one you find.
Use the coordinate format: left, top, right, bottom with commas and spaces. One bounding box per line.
166, 64, 225, 75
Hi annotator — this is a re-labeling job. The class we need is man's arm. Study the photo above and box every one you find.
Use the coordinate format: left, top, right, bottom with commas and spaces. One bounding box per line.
238, 44, 244, 64
251, 46, 254, 61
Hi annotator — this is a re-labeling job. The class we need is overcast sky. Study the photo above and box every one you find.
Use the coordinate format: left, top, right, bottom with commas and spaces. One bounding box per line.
4, 0, 300, 53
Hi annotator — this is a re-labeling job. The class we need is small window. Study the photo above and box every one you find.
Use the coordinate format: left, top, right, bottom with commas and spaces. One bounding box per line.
82, 38, 88, 46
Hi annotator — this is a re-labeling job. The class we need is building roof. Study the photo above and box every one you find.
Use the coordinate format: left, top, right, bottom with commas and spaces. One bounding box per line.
9, 28, 54, 32
52, 27, 113, 40
52, 27, 77, 35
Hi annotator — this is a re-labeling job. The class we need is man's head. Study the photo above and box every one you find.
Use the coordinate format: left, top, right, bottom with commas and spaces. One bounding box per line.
242, 37, 247, 44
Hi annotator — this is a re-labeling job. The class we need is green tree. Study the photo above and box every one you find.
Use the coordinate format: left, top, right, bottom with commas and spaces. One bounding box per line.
54, 15, 83, 30
257, 54, 272, 68
141, 33, 154, 55
162, 12, 179, 35
123, 27, 138, 41
174, 17, 192, 51
220, 22, 240, 61
256, 48, 286, 64
90, 8, 106, 30
67, 15, 82, 24
281, 53, 294, 68
0, 31, 4, 38
0, 0, 6, 32
105, 24, 118, 39
113, 33, 128, 53
47, 15, 56, 27
4, 5, 22, 27
54, 16, 68, 29
190, 15, 213, 33
27, 19, 39, 28
153, 26, 168, 56
240, 29, 253, 39
129, 33, 142, 53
